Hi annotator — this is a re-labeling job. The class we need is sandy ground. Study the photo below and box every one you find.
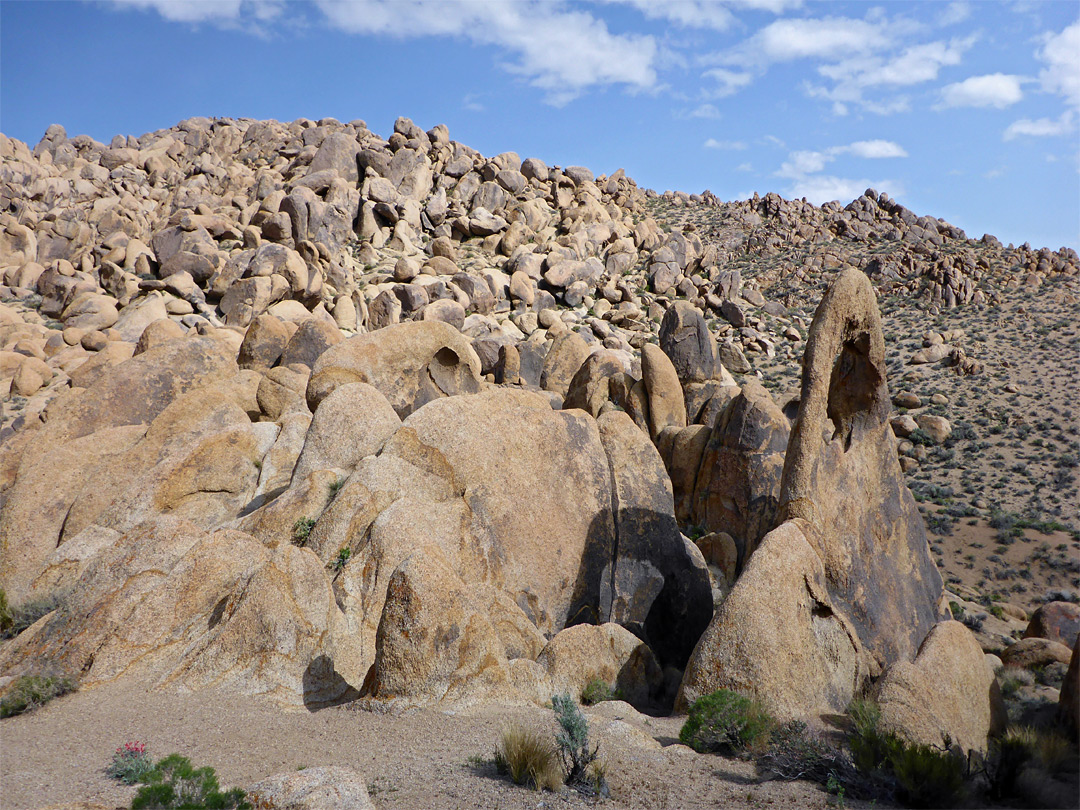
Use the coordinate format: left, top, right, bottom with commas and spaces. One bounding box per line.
0, 678, 875, 810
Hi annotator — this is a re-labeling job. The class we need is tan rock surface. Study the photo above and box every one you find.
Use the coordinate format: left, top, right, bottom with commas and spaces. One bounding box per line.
874, 620, 1006, 754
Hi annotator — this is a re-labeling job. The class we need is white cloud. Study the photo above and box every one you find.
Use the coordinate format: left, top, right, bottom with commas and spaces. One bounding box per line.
846, 139, 908, 158
109, 0, 245, 22
747, 17, 889, 62
313, 1, 658, 105
775, 140, 905, 201
603, 0, 737, 31
1003, 111, 1076, 140
777, 149, 830, 177
704, 138, 747, 150
735, 162, 753, 172
938, 2, 971, 26
690, 103, 722, 119
702, 68, 755, 97
776, 140, 907, 177
1036, 20, 1080, 108
811, 36, 975, 112
939, 73, 1025, 109
787, 175, 884, 204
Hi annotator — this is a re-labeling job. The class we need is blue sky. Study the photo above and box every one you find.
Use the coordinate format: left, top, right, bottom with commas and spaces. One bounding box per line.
2, 1, 1077, 249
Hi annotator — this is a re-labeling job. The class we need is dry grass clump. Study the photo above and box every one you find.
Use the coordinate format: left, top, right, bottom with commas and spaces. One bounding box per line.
493, 723, 562, 791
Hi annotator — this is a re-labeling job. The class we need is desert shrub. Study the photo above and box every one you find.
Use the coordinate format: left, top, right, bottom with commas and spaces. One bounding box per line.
580, 679, 619, 706
679, 689, 775, 756
986, 726, 1034, 800
998, 666, 1033, 699
756, 720, 852, 785
907, 428, 935, 446
0, 673, 77, 718
107, 741, 156, 785
552, 693, 604, 792
0, 591, 65, 639
847, 699, 966, 808
889, 741, 966, 808
493, 724, 561, 791
291, 517, 316, 546
131, 754, 250, 809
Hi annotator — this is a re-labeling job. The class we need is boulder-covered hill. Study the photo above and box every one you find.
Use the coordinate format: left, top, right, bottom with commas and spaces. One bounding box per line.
1, 115, 1077, 757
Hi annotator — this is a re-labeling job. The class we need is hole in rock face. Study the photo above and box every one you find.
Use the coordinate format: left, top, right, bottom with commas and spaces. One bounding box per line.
433, 346, 460, 368
826, 332, 882, 448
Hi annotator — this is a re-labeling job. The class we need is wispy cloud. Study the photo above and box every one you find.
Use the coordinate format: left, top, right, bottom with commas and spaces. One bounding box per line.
1004, 111, 1076, 140
787, 175, 886, 204
776, 139, 907, 178
1003, 20, 1079, 141
689, 103, 722, 119
735, 16, 890, 64
704, 138, 747, 150
811, 36, 976, 114
701, 68, 755, 98
938, 1, 972, 26
938, 73, 1025, 109
708, 9, 978, 114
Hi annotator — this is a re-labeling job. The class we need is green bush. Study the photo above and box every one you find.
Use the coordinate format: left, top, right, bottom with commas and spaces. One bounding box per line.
327, 476, 346, 503
580, 679, 619, 706
331, 546, 351, 572
131, 754, 250, 809
291, 517, 316, 546
493, 724, 562, 791
0, 674, 76, 718
679, 689, 775, 756
986, 726, 1034, 800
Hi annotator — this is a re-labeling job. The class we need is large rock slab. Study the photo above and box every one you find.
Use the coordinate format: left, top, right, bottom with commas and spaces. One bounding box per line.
248, 766, 374, 810
290, 382, 400, 483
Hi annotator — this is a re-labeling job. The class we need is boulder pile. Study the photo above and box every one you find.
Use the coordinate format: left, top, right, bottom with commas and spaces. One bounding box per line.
1, 116, 1066, 753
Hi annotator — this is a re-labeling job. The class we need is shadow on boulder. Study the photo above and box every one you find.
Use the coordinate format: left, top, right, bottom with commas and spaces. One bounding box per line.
302, 654, 360, 712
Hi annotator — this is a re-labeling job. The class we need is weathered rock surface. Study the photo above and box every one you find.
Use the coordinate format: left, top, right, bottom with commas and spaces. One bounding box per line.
306, 320, 481, 417
677, 520, 867, 719
874, 620, 1006, 754
778, 269, 943, 669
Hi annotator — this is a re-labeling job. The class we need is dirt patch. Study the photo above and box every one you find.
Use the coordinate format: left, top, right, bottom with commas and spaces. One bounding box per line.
0, 678, 879, 810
